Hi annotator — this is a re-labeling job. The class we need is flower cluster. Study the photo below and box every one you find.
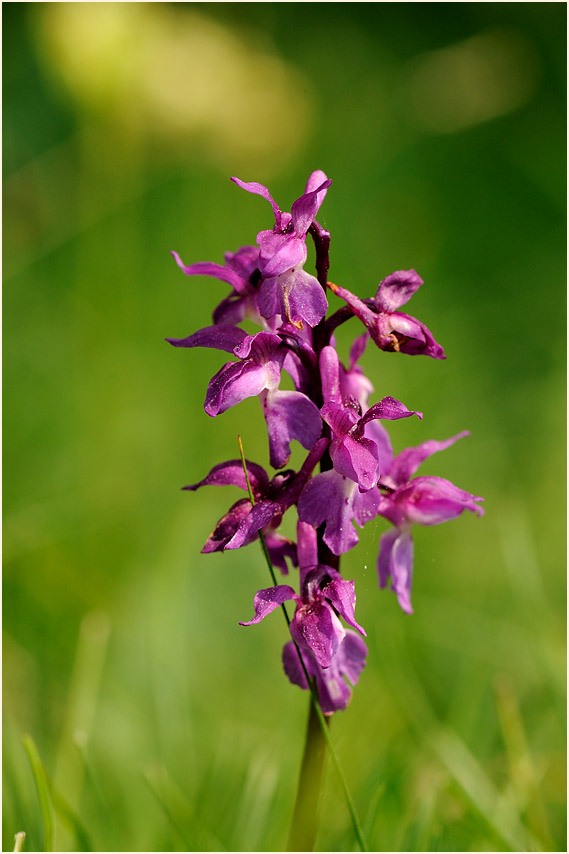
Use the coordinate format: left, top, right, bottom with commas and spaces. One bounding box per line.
168, 172, 483, 714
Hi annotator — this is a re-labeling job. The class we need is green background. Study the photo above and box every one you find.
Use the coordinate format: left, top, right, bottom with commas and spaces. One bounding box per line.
3, 3, 566, 851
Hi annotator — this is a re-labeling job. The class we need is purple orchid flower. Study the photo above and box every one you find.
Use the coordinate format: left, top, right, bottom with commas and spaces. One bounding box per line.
329, 270, 445, 359
184, 440, 328, 572
167, 327, 322, 467
278, 521, 368, 715
376, 432, 484, 613
239, 562, 366, 668
231, 172, 331, 329
321, 396, 423, 492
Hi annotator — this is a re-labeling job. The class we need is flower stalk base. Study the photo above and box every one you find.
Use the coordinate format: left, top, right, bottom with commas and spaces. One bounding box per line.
287, 697, 328, 852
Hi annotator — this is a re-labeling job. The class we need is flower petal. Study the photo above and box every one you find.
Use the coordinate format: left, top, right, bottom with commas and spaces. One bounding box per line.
304, 170, 330, 196
291, 178, 332, 236
262, 389, 322, 469
182, 459, 268, 494
231, 177, 282, 225
320, 346, 342, 405
298, 470, 360, 555
166, 324, 248, 352
205, 360, 270, 416
392, 477, 484, 526
332, 434, 379, 492
263, 533, 297, 574
296, 520, 319, 572
239, 585, 297, 626
388, 312, 446, 359
363, 420, 394, 477
282, 631, 368, 714
359, 396, 423, 430
171, 253, 250, 294
374, 270, 423, 312
290, 600, 345, 668
225, 500, 283, 550
322, 577, 366, 635
201, 498, 252, 553
378, 529, 414, 614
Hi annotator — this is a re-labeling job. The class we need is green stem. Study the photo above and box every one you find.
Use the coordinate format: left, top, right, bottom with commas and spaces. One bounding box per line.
287, 698, 328, 851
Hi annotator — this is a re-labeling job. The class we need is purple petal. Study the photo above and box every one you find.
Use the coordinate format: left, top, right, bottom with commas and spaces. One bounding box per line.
264, 533, 297, 574
322, 577, 366, 635
352, 485, 381, 526
171, 253, 249, 295
377, 529, 414, 614
391, 477, 484, 526
240, 585, 298, 626
233, 330, 283, 361
320, 346, 342, 405
298, 470, 360, 554
362, 420, 394, 477
223, 245, 259, 279
183, 459, 268, 494
290, 178, 332, 236
349, 333, 370, 369
212, 293, 249, 327
260, 270, 327, 328
262, 389, 322, 469
166, 324, 248, 352
205, 360, 271, 416
297, 520, 318, 572
282, 631, 368, 714
321, 402, 359, 439
282, 640, 310, 690
284, 269, 328, 328
231, 177, 282, 226
225, 500, 283, 550
359, 396, 423, 431
258, 231, 308, 278
331, 434, 379, 492
336, 631, 368, 687
387, 431, 470, 487
387, 312, 446, 359
377, 528, 398, 589
304, 170, 330, 195
201, 498, 252, 552
374, 270, 423, 312
290, 600, 345, 668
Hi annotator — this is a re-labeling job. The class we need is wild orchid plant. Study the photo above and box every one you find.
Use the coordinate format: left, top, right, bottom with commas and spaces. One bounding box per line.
168, 171, 483, 849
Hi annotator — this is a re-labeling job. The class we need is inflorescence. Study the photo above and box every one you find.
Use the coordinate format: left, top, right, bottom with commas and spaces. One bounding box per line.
168, 171, 484, 714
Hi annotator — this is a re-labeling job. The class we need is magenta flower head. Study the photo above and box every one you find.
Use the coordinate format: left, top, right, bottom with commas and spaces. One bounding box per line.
231, 171, 331, 329
167, 169, 484, 732
240, 521, 368, 714
329, 270, 445, 359
376, 432, 484, 613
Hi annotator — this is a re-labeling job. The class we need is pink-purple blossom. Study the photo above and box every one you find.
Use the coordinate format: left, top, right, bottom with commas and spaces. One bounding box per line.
376, 432, 484, 613
231, 172, 331, 329
329, 270, 445, 359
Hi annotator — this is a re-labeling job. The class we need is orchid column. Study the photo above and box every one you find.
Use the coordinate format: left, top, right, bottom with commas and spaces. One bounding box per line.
167, 171, 483, 849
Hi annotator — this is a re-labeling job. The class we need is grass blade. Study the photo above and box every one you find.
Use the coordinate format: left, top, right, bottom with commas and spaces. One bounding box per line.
21, 735, 54, 852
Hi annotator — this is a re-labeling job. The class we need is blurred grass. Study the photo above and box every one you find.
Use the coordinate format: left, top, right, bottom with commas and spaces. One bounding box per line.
3, 2, 566, 851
